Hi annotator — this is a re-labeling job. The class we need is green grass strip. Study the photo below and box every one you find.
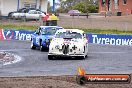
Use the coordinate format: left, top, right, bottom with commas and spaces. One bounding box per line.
0, 24, 38, 30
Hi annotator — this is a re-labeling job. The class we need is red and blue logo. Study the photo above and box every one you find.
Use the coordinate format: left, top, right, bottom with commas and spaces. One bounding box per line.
4, 30, 15, 40
0, 29, 5, 40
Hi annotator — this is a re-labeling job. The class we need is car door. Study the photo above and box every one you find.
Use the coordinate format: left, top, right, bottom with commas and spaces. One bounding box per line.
32, 10, 38, 19
32, 28, 41, 46
26, 10, 36, 19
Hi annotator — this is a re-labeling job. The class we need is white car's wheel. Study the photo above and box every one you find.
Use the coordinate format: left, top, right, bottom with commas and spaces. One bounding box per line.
76, 55, 85, 60
31, 40, 36, 49
81, 56, 86, 59
48, 55, 53, 60
13, 16, 16, 20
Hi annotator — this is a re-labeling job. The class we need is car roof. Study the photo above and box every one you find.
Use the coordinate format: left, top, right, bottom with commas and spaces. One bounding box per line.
56, 29, 84, 34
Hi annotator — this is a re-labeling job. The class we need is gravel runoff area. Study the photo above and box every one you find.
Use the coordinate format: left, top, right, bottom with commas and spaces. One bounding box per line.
58, 14, 132, 31
0, 75, 132, 88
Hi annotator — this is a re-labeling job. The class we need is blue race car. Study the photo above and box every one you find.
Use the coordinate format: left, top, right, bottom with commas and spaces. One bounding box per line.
31, 26, 63, 51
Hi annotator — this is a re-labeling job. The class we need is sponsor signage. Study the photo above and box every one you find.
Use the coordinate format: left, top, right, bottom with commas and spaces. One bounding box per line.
0, 29, 4, 40
76, 67, 131, 85
77, 74, 131, 85
1, 29, 132, 46
3, 29, 34, 40
87, 34, 132, 45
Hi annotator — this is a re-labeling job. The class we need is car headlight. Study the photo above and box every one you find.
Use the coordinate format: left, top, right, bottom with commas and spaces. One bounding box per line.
55, 45, 60, 49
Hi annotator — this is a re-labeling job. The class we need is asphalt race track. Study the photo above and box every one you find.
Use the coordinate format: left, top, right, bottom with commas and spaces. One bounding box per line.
0, 40, 132, 77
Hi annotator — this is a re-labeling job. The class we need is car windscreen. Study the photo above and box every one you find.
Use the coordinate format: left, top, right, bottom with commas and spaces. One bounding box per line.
55, 32, 82, 39
41, 28, 58, 35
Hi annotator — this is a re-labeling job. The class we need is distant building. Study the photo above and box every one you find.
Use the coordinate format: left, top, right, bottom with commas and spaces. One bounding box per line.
0, 0, 48, 16
98, 0, 132, 15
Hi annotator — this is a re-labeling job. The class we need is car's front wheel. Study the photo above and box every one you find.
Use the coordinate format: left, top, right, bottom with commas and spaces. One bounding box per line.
77, 56, 85, 60
31, 40, 36, 49
40, 41, 44, 51
48, 55, 53, 60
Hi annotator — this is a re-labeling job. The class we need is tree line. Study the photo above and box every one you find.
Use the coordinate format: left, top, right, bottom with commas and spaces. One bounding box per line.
56, 0, 98, 13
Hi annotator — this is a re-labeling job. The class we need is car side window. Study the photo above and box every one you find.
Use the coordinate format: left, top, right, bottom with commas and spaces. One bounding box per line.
29, 10, 35, 14
35, 30, 40, 35
39, 28, 42, 35
34, 11, 37, 14
35, 28, 41, 35
37, 11, 42, 14
83, 33, 86, 38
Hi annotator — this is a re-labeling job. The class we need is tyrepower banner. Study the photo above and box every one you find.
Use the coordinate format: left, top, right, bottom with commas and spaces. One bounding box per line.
3, 29, 34, 41
87, 34, 132, 46
1, 29, 132, 46
0, 29, 4, 40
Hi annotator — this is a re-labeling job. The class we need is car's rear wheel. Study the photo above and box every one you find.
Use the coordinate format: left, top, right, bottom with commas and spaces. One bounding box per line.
8, 12, 14, 19
31, 40, 36, 49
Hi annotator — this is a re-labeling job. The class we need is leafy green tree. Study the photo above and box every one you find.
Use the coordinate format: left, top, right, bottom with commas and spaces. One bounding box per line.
56, 0, 98, 13
83, 0, 98, 13
47, 1, 52, 13
72, 2, 85, 13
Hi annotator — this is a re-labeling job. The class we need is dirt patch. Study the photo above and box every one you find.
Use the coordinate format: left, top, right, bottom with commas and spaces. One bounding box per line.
1, 14, 132, 31
58, 15, 132, 31
0, 75, 131, 88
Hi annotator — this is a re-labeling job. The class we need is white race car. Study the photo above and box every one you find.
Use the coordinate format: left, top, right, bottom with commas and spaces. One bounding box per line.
12, 10, 45, 20
48, 29, 88, 60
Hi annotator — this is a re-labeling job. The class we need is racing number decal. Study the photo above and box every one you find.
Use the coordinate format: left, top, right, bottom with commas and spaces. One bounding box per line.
36, 37, 39, 45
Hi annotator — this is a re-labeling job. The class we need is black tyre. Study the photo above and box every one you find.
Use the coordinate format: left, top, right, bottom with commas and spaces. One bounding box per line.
40, 41, 44, 51
48, 55, 53, 60
77, 56, 85, 60
31, 40, 36, 49
8, 12, 14, 19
